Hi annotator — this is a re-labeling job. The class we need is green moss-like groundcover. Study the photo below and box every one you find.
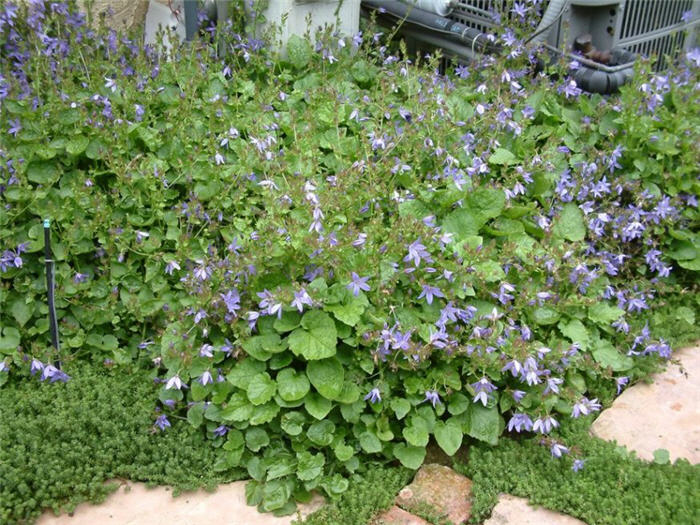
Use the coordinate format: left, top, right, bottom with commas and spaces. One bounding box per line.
0, 363, 246, 524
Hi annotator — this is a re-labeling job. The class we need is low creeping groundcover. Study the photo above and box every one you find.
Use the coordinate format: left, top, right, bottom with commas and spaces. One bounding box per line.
0, 0, 699, 519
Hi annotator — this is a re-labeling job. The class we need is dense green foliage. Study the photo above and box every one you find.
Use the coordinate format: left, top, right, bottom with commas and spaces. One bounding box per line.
458, 419, 700, 525
0, 362, 244, 524
298, 465, 411, 525
1, 0, 699, 519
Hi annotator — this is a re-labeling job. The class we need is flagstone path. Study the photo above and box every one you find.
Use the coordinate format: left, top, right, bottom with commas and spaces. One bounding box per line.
39, 343, 697, 524
590, 343, 699, 464
37, 480, 323, 525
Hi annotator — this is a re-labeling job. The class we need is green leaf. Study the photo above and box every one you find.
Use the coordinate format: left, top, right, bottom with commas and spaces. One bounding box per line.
442, 208, 481, 238
187, 403, 205, 427
304, 393, 333, 420
533, 307, 561, 325
276, 368, 310, 402
434, 420, 463, 456
66, 135, 89, 155
261, 479, 291, 512
653, 448, 670, 465
27, 161, 60, 185
403, 417, 430, 447
242, 334, 286, 361
558, 319, 590, 349
245, 427, 270, 452
448, 393, 470, 415
588, 303, 624, 325
280, 411, 306, 436
474, 260, 505, 283
334, 443, 354, 462
288, 310, 337, 360
465, 404, 501, 445
10, 299, 32, 327
246, 372, 277, 405
393, 443, 426, 469
220, 393, 254, 422
273, 311, 302, 332
391, 398, 411, 420
467, 187, 506, 222
266, 455, 297, 481
488, 148, 517, 165
324, 290, 368, 327
359, 431, 382, 453
552, 203, 586, 242
307, 420, 335, 446
297, 451, 325, 481
249, 402, 280, 425
287, 34, 312, 69
340, 400, 364, 423
0, 327, 20, 354
306, 357, 344, 400
227, 358, 266, 389
592, 341, 634, 371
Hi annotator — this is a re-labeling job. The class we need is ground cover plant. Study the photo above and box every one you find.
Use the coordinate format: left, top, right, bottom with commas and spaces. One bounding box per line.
0, 362, 245, 524
1, 0, 699, 521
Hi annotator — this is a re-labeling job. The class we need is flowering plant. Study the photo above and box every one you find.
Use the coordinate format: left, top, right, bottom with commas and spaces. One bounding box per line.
0, 0, 698, 515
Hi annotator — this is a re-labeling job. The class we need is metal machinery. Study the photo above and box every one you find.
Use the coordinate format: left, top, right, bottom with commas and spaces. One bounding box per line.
363, 1, 700, 92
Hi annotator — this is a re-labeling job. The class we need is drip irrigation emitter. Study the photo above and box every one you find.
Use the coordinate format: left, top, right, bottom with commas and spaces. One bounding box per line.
44, 219, 61, 369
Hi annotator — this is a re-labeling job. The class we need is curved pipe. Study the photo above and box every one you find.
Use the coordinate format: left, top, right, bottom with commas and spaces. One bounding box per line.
363, 0, 499, 53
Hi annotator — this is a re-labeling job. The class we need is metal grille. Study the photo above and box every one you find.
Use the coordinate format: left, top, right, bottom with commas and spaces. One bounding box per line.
623, 30, 688, 70
619, 0, 694, 40
449, 0, 503, 33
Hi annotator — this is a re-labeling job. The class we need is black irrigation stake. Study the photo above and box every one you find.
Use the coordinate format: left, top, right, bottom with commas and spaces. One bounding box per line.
44, 219, 61, 369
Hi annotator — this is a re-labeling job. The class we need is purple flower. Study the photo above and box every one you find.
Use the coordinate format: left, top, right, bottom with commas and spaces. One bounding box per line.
155, 414, 171, 431
533, 415, 559, 434
471, 377, 497, 406
364, 387, 382, 404
40, 364, 70, 383
165, 375, 183, 390
347, 272, 370, 296
291, 288, 313, 313
543, 377, 563, 395
424, 390, 441, 408
199, 344, 214, 358
572, 459, 585, 472
135, 230, 149, 243
512, 390, 526, 403
404, 239, 432, 267
30, 358, 44, 375
507, 412, 533, 433
220, 289, 241, 315
257, 289, 283, 318
164, 260, 180, 275
213, 425, 229, 437
73, 272, 88, 284
104, 77, 117, 92
418, 284, 444, 305
193, 263, 211, 281
8, 119, 21, 137
199, 370, 213, 385
572, 397, 602, 418
562, 80, 582, 99
0, 361, 8, 373
551, 442, 569, 458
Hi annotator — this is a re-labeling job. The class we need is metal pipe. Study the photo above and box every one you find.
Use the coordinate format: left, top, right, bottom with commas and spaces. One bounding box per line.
44, 219, 61, 368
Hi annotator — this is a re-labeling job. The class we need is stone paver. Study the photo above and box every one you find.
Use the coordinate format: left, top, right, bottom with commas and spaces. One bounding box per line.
374, 505, 431, 525
591, 344, 700, 464
396, 464, 472, 524
484, 494, 587, 525
37, 480, 324, 525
